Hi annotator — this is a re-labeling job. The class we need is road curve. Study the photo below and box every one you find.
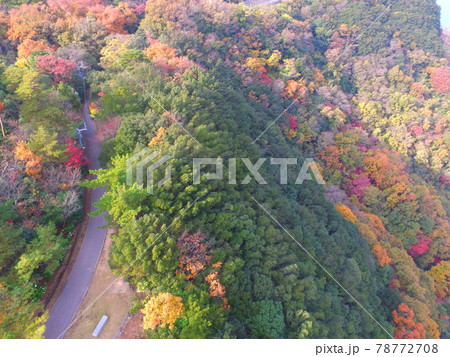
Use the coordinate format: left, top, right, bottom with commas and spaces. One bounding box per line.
44, 100, 107, 339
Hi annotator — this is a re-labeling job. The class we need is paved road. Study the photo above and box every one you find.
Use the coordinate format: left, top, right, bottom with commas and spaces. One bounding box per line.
44, 100, 107, 339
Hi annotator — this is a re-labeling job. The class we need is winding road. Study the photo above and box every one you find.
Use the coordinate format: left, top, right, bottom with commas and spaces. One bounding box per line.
44, 100, 107, 339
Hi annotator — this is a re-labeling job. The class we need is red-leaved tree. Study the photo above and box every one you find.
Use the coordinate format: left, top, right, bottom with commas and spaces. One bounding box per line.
36, 56, 76, 84
64, 139, 90, 168
347, 172, 371, 201
430, 66, 450, 94
287, 114, 297, 130
407, 235, 430, 259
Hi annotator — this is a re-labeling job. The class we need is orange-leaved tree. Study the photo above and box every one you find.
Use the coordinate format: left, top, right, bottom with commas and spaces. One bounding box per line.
144, 39, 195, 77
282, 79, 308, 102
148, 127, 167, 148
392, 303, 426, 339
204, 262, 229, 309
14, 141, 42, 178
7, 3, 48, 42
93, 2, 138, 34
17, 39, 53, 59
371, 244, 392, 267
176, 230, 211, 280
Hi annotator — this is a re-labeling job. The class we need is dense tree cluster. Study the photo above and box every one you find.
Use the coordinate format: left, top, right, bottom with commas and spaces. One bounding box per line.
0, 0, 91, 338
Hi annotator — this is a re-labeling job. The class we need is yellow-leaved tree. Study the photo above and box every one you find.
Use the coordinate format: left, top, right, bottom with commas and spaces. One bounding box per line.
141, 292, 184, 330
429, 261, 450, 298
334, 203, 358, 224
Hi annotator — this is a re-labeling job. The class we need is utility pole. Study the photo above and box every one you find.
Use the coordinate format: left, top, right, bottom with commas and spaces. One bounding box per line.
76, 62, 89, 148
77, 121, 88, 149
77, 61, 89, 103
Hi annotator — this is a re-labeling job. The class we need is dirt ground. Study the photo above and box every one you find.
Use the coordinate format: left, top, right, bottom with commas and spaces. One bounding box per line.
119, 312, 144, 339
64, 229, 135, 339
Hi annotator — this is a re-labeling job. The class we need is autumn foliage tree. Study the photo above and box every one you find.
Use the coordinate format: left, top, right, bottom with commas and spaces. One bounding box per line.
318, 145, 346, 171
205, 270, 226, 298
287, 114, 297, 130
143, 39, 196, 77
282, 79, 308, 102
17, 39, 53, 59
428, 261, 450, 298
371, 244, 392, 267
407, 235, 430, 259
93, 2, 138, 34
148, 127, 167, 148
141, 293, 184, 330
35, 56, 76, 84
429, 66, 450, 94
7, 2, 49, 42
205, 262, 229, 309
64, 139, 90, 168
14, 141, 42, 178
363, 149, 408, 189
335, 203, 358, 224
346, 173, 371, 201
392, 303, 426, 339
46, 0, 102, 18
176, 230, 211, 280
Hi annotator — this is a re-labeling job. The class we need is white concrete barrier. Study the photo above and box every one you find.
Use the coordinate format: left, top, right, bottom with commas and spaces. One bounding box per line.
92, 315, 109, 338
